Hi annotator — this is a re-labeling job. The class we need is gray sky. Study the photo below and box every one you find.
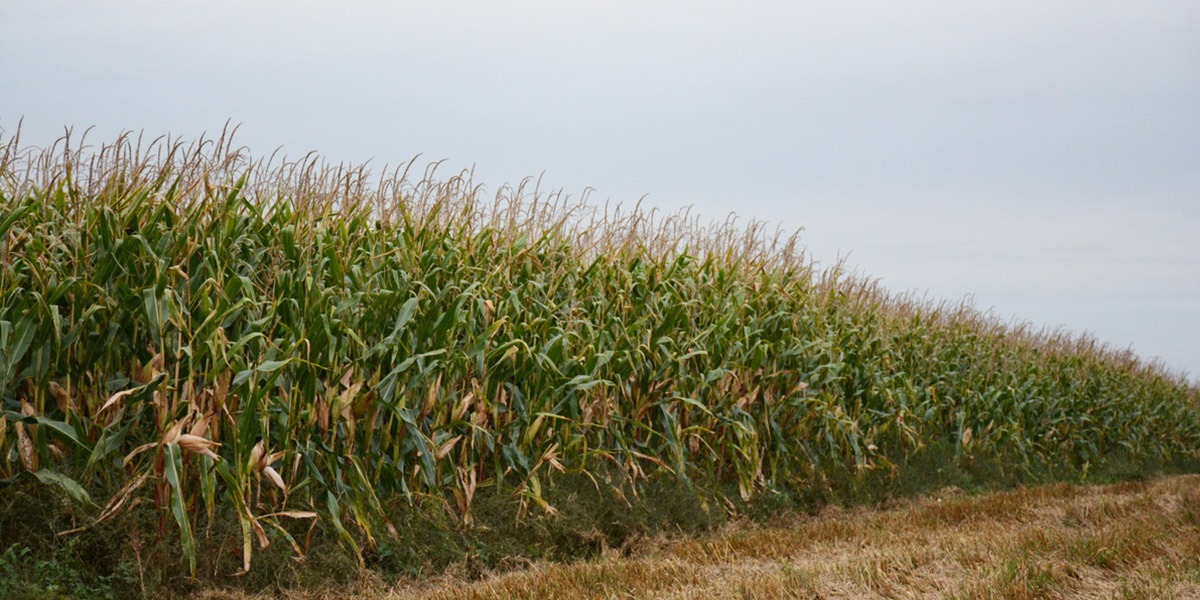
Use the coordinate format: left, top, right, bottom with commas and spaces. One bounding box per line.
3, 1, 1198, 381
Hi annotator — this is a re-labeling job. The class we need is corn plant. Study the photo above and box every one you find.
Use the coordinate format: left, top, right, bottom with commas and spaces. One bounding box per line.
1, 128, 1197, 575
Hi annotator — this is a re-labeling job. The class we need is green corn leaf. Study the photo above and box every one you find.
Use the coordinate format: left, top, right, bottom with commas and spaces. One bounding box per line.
389, 297, 420, 339
163, 443, 197, 576
4, 411, 91, 452
256, 359, 291, 373
31, 469, 93, 506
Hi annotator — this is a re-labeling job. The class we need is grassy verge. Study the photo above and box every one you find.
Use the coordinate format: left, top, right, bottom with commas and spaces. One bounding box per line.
194, 475, 1200, 599
2, 446, 1195, 598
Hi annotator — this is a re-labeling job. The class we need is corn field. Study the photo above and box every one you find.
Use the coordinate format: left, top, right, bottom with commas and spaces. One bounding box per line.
1, 129, 1197, 575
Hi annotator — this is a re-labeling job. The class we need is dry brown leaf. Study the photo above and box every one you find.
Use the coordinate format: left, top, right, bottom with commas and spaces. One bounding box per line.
98, 388, 136, 415
261, 510, 318, 520
48, 381, 73, 413
436, 435, 462, 460
262, 466, 286, 492
213, 371, 230, 414
121, 441, 159, 468
453, 392, 475, 421
15, 422, 36, 472
248, 439, 266, 472
188, 413, 211, 438
314, 398, 329, 434
338, 382, 363, 421
58, 474, 150, 537
162, 419, 188, 446
251, 517, 270, 549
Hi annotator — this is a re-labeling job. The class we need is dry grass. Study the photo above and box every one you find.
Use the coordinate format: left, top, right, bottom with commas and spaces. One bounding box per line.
194, 475, 1200, 599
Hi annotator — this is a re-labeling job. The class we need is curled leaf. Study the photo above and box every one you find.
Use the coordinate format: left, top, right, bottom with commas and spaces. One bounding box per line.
248, 439, 265, 472
99, 389, 136, 415
262, 465, 286, 492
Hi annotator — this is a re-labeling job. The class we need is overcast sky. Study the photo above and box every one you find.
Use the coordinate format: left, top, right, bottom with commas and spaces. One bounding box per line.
3, 1, 1198, 381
